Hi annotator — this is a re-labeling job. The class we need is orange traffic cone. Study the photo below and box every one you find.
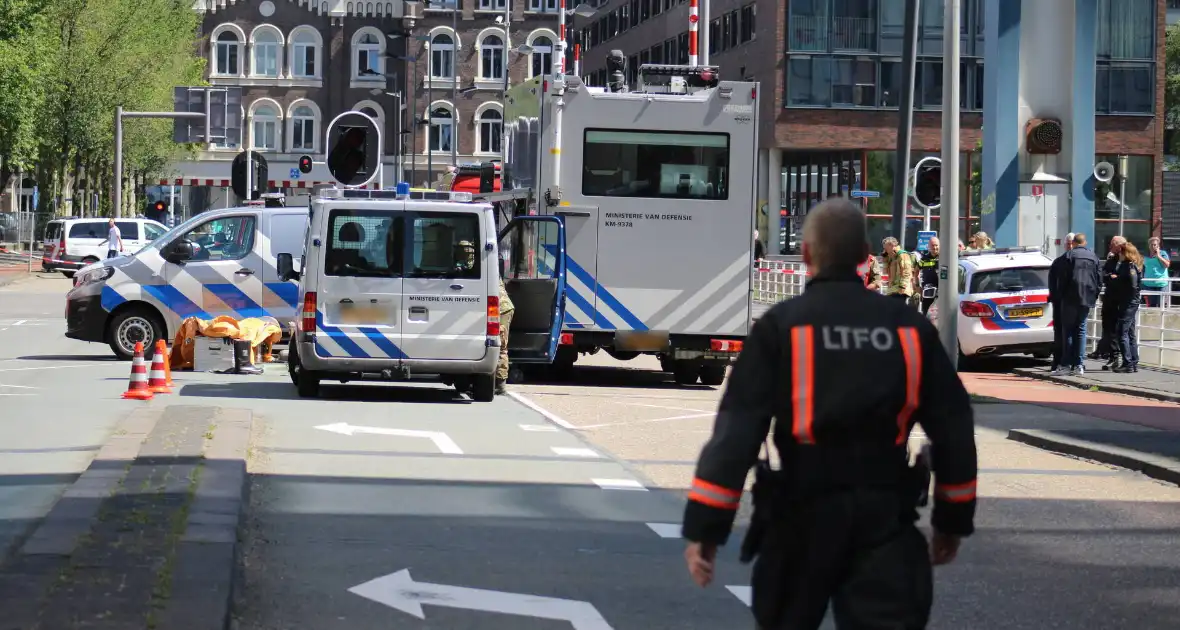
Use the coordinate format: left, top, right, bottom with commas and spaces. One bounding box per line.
148, 344, 171, 394
122, 342, 155, 400
156, 339, 174, 387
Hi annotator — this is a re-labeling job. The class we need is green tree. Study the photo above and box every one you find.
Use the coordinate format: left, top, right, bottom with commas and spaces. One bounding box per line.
1166, 23, 1180, 156
0, 0, 53, 189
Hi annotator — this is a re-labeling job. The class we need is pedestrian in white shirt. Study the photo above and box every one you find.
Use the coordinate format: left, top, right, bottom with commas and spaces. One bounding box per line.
105, 218, 123, 259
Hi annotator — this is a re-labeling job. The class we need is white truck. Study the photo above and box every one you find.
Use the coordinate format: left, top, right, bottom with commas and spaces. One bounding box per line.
481, 60, 760, 386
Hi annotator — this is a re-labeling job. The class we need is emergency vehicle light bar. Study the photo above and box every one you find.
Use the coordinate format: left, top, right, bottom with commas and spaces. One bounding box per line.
960, 245, 1044, 258
637, 64, 721, 90
316, 186, 474, 203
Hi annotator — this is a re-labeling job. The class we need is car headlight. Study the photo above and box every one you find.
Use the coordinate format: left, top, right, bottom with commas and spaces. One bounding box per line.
78, 266, 115, 286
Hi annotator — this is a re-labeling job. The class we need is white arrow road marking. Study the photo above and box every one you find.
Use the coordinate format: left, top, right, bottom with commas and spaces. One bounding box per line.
726, 585, 752, 606
348, 569, 614, 629
591, 478, 647, 491
645, 522, 681, 538
314, 423, 463, 455
551, 447, 602, 458
506, 391, 579, 429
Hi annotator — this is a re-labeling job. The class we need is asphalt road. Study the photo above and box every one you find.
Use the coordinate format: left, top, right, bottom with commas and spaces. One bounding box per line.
3, 273, 1180, 629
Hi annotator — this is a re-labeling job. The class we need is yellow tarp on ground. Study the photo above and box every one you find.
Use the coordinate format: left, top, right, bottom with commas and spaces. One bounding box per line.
171, 315, 283, 370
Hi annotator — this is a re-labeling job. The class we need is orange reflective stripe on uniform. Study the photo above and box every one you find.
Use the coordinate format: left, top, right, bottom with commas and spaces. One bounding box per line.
791, 325, 816, 444
935, 480, 977, 503
688, 477, 741, 510
895, 326, 922, 444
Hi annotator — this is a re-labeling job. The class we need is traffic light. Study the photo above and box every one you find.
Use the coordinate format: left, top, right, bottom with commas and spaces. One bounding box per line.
231, 150, 269, 200
913, 160, 942, 209
149, 200, 168, 223
298, 155, 313, 174
327, 126, 369, 185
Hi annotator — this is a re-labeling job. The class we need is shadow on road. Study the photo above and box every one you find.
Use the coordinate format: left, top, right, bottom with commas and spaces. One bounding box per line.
177, 381, 473, 404
521, 364, 720, 391
14, 354, 119, 362
959, 355, 1047, 375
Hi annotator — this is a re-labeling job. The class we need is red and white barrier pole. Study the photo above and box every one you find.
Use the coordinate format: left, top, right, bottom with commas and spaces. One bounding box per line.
557, 0, 567, 74
688, 0, 699, 67
574, 43, 580, 77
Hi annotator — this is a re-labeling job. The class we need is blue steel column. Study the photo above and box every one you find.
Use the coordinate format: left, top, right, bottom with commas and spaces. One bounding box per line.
1071, 0, 1098, 236
981, 0, 1021, 246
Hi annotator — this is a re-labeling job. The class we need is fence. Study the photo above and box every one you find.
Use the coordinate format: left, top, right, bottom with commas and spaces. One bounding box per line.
0, 211, 55, 252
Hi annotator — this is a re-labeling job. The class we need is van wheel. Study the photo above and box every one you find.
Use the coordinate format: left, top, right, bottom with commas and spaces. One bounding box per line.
107, 307, 164, 361
82, 256, 99, 266
658, 354, 674, 373
472, 374, 495, 402
288, 346, 320, 398
673, 360, 700, 385
699, 364, 727, 386
62, 271, 75, 279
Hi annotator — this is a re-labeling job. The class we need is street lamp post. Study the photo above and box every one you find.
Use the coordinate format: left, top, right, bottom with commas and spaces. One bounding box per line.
451, 0, 459, 169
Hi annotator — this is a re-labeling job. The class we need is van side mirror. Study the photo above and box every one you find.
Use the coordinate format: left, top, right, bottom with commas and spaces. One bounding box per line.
165, 239, 197, 264
277, 253, 300, 281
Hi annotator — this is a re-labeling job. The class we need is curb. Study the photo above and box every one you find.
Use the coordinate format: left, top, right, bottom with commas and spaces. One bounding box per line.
1012, 367, 1180, 405
1008, 429, 1180, 487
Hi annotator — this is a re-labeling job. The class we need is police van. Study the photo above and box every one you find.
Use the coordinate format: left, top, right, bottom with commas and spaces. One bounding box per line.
65, 205, 308, 359
277, 185, 568, 402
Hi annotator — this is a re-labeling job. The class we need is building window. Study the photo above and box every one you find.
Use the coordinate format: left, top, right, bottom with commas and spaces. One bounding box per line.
530, 36, 553, 77
478, 108, 503, 154
214, 31, 240, 76
252, 105, 280, 150
480, 33, 505, 80
740, 4, 756, 43
677, 33, 688, 64
794, 56, 985, 111
429, 105, 454, 153
1095, 0, 1155, 114
251, 28, 281, 77
529, 0, 559, 11
1097, 64, 1154, 114
355, 32, 382, 79
479, 0, 506, 9
430, 34, 455, 78
831, 58, 876, 107
291, 105, 316, 151
581, 129, 730, 200
291, 29, 319, 78
787, 57, 832, 107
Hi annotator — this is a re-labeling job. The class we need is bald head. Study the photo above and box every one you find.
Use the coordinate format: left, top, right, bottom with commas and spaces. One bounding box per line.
802, 198, 869, 276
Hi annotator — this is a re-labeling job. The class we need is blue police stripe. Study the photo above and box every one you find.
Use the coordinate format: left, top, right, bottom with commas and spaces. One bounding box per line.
101, 285, 128, 312
314, 310, 370, 358
205, 283, 267, 319
265, 282, 301, 309
359, 327, 407, 359
564, 312, 585, 329
314, 340, 331, 357
143, 285, 210, 319
547, 245, 648, 331
979, 299, 1031, 330
564, 284, 614, 329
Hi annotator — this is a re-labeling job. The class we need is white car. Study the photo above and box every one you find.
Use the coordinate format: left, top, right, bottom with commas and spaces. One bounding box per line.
44, 217, 168, 278
928, 246, 1054, 360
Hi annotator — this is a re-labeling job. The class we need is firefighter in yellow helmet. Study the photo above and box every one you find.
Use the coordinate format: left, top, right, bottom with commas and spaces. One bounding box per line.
456, 240, 514, 394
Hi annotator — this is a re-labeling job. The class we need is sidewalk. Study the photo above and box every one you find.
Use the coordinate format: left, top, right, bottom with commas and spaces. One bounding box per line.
962, 372, 1180, 486
1013, 361, 1180, 404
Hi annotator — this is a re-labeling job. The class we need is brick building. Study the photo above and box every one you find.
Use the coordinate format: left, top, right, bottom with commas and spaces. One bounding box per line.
157, 0, 559, 213
578, 0, 1166, 253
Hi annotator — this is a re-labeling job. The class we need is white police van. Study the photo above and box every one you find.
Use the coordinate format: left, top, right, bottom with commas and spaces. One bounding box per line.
65, 205, 308, 359
278, 185, 568, 401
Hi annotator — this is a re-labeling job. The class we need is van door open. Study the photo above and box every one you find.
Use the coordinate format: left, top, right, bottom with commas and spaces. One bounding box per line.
497, 215, 568, 363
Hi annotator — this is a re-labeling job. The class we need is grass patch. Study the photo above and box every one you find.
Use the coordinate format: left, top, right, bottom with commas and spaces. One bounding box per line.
146, 463, 202, 629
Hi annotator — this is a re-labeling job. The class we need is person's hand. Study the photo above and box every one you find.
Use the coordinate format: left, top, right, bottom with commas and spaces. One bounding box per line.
685, 541, 717, 587
930, 530, 961, 566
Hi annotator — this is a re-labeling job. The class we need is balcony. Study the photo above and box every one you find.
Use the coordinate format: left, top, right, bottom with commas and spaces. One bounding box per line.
789, 16, 877, 53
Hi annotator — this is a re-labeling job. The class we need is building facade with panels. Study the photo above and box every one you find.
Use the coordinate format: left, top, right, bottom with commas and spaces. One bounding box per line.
156, 0, 560, 215
577, 0, 1165, 254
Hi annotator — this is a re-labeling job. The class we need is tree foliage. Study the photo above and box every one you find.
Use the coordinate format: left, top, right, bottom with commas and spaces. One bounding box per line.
0, 0, 205, 216
1167, 23, 1180, 155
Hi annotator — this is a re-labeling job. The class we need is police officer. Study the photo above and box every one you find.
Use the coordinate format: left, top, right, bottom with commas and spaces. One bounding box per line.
915, 237, 940, 315
682, 198, 977, 630
497, 276, 515, 394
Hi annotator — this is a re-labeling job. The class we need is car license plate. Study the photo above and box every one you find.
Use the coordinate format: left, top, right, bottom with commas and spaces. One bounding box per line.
339, 304, 388, 324
1007, 306, 1044, 319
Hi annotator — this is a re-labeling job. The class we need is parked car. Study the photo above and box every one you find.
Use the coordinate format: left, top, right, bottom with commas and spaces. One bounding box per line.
43, 218, 168, 277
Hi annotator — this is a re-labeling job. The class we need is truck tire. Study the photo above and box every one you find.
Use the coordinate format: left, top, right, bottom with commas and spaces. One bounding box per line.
658, 354, 674, 373
107, 306, 165, 361
288, 345, 320, 398
673, 360, 700, 385
472, 373, 495, 402
699, 364, 727, 386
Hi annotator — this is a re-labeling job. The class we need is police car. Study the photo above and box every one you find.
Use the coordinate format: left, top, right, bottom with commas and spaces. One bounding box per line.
928, 246, 1054, 360
277, 185, 568, 402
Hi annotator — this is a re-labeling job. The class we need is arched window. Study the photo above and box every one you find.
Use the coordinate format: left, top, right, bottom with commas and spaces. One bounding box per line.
290, 28, 319, 78
477, 108, 502, 154
428, 105, 454, 153
290, 105, 316, 151
430, 33, 455, 79
530, 36, 553, 77
480, 34, 504, 80
214, 31, 241, 75
252, 28, 281, 77
252, 105, 280, 150
354, 31, 382, 79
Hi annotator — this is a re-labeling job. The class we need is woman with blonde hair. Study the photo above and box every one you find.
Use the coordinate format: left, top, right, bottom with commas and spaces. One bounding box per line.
970, 231, 994, 250
1109, 241, 1144, 373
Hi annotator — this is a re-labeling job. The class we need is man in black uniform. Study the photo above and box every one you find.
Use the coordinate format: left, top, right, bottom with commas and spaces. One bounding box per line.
682, 198, 978, 630
915, 236, 940, 315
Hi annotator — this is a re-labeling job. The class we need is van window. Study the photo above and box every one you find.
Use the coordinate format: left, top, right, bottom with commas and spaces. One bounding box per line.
69, 222, 107, 239
45, 222, 63, 241
179, 215, 256, 261
325, 210, 404, 277
408, 213, 481, 279
143, 223, 167, 241
581, 129, 730, 200
969, 267, 1049, 294
116, 222, 139, 240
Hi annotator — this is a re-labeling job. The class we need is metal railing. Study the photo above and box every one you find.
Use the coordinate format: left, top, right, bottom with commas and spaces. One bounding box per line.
788, 16, 877, 52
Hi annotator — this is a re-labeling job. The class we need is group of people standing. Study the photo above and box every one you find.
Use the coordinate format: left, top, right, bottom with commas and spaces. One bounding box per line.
860, 230, 996, 315
1048, 234, 1171, 375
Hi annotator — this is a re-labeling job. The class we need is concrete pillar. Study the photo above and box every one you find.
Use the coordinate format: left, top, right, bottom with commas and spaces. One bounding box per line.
1071, 0, 1098, 236
767, 149, 782, 250
757, 148, 770, 242
981, 0, 1022, 246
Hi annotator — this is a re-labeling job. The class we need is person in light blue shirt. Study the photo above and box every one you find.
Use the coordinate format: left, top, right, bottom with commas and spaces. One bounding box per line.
1142, 236, 1171, 308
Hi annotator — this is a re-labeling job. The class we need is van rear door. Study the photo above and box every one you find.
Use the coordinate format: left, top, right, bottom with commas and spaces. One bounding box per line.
262, 210, 310, 323
399, 207, 488, 361
313, 207, 405, 361
498, 215, 568, 363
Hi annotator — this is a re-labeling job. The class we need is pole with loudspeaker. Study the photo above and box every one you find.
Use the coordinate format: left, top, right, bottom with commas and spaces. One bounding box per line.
1093, 160, 1115, 233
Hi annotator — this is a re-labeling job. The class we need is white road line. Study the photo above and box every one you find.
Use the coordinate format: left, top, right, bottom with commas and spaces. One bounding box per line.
0, 364, 105, 373
11, 320, 25, 326
613, 401, 714, 414
506, 391, 579, 429
577, 412, 714, 430
0, 383, 37, 389
645, 522, 681, 538
591, 478, 647, 491
0, 393, 34, 396
551, 447, 603, 458
519, 424, 560, 432
726, 585, 752, 607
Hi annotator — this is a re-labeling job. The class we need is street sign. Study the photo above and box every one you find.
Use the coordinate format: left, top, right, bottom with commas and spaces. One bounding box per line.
31, 186, 38, 210
325, 111, 382, 187
289, 168, 301, 180
916, 230, 937, 251
315, 423, 463, 454
172, 86, 242, 145
349, 569, 613, 628
850, 190, 880, 198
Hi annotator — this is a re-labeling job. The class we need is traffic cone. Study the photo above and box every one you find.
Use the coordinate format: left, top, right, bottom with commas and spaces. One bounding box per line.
148, 343, 171, 394
122, 342, 155, 400
157, 339, 174, 387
